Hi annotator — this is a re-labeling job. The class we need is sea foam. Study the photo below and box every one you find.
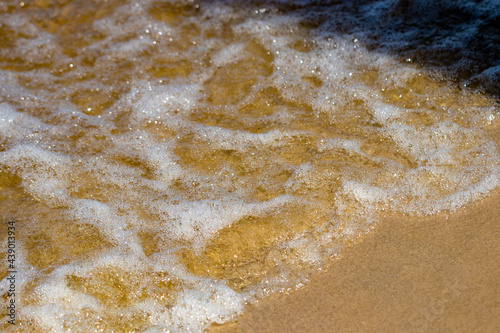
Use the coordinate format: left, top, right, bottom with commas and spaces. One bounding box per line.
0, 0, 498, 331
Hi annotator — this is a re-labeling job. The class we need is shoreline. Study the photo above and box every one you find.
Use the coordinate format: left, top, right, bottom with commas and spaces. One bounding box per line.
208, 124, 500, 332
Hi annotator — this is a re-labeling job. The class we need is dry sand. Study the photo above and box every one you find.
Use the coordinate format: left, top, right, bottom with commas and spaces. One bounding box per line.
208, 124, 500, 333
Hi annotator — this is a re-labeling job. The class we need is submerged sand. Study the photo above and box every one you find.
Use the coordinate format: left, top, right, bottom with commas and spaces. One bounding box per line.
209, 124, 500, 332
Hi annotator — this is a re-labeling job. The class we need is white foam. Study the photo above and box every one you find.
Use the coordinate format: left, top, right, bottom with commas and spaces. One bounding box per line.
166, 283, 246, 332
0, 0, 499, 331
127, 81, 202, 128
0, 144, 72, 205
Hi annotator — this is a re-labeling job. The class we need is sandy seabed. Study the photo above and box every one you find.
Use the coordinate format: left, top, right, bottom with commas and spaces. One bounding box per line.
208, 123, 500, 332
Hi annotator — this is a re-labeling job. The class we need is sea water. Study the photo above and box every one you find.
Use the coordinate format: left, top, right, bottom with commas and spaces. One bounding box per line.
0, 0, 499, 332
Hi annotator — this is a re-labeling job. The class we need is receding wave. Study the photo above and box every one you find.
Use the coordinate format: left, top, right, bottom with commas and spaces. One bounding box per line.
0, 0, 498, 332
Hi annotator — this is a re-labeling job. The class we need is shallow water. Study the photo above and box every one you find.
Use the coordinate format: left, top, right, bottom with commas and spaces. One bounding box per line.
0, 0, 499, 332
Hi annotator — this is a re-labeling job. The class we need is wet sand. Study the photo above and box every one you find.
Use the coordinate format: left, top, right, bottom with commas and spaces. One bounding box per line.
208, 124, 500, 332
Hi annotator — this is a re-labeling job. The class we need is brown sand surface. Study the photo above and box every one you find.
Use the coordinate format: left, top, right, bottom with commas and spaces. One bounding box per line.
208, 125, 500, 333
